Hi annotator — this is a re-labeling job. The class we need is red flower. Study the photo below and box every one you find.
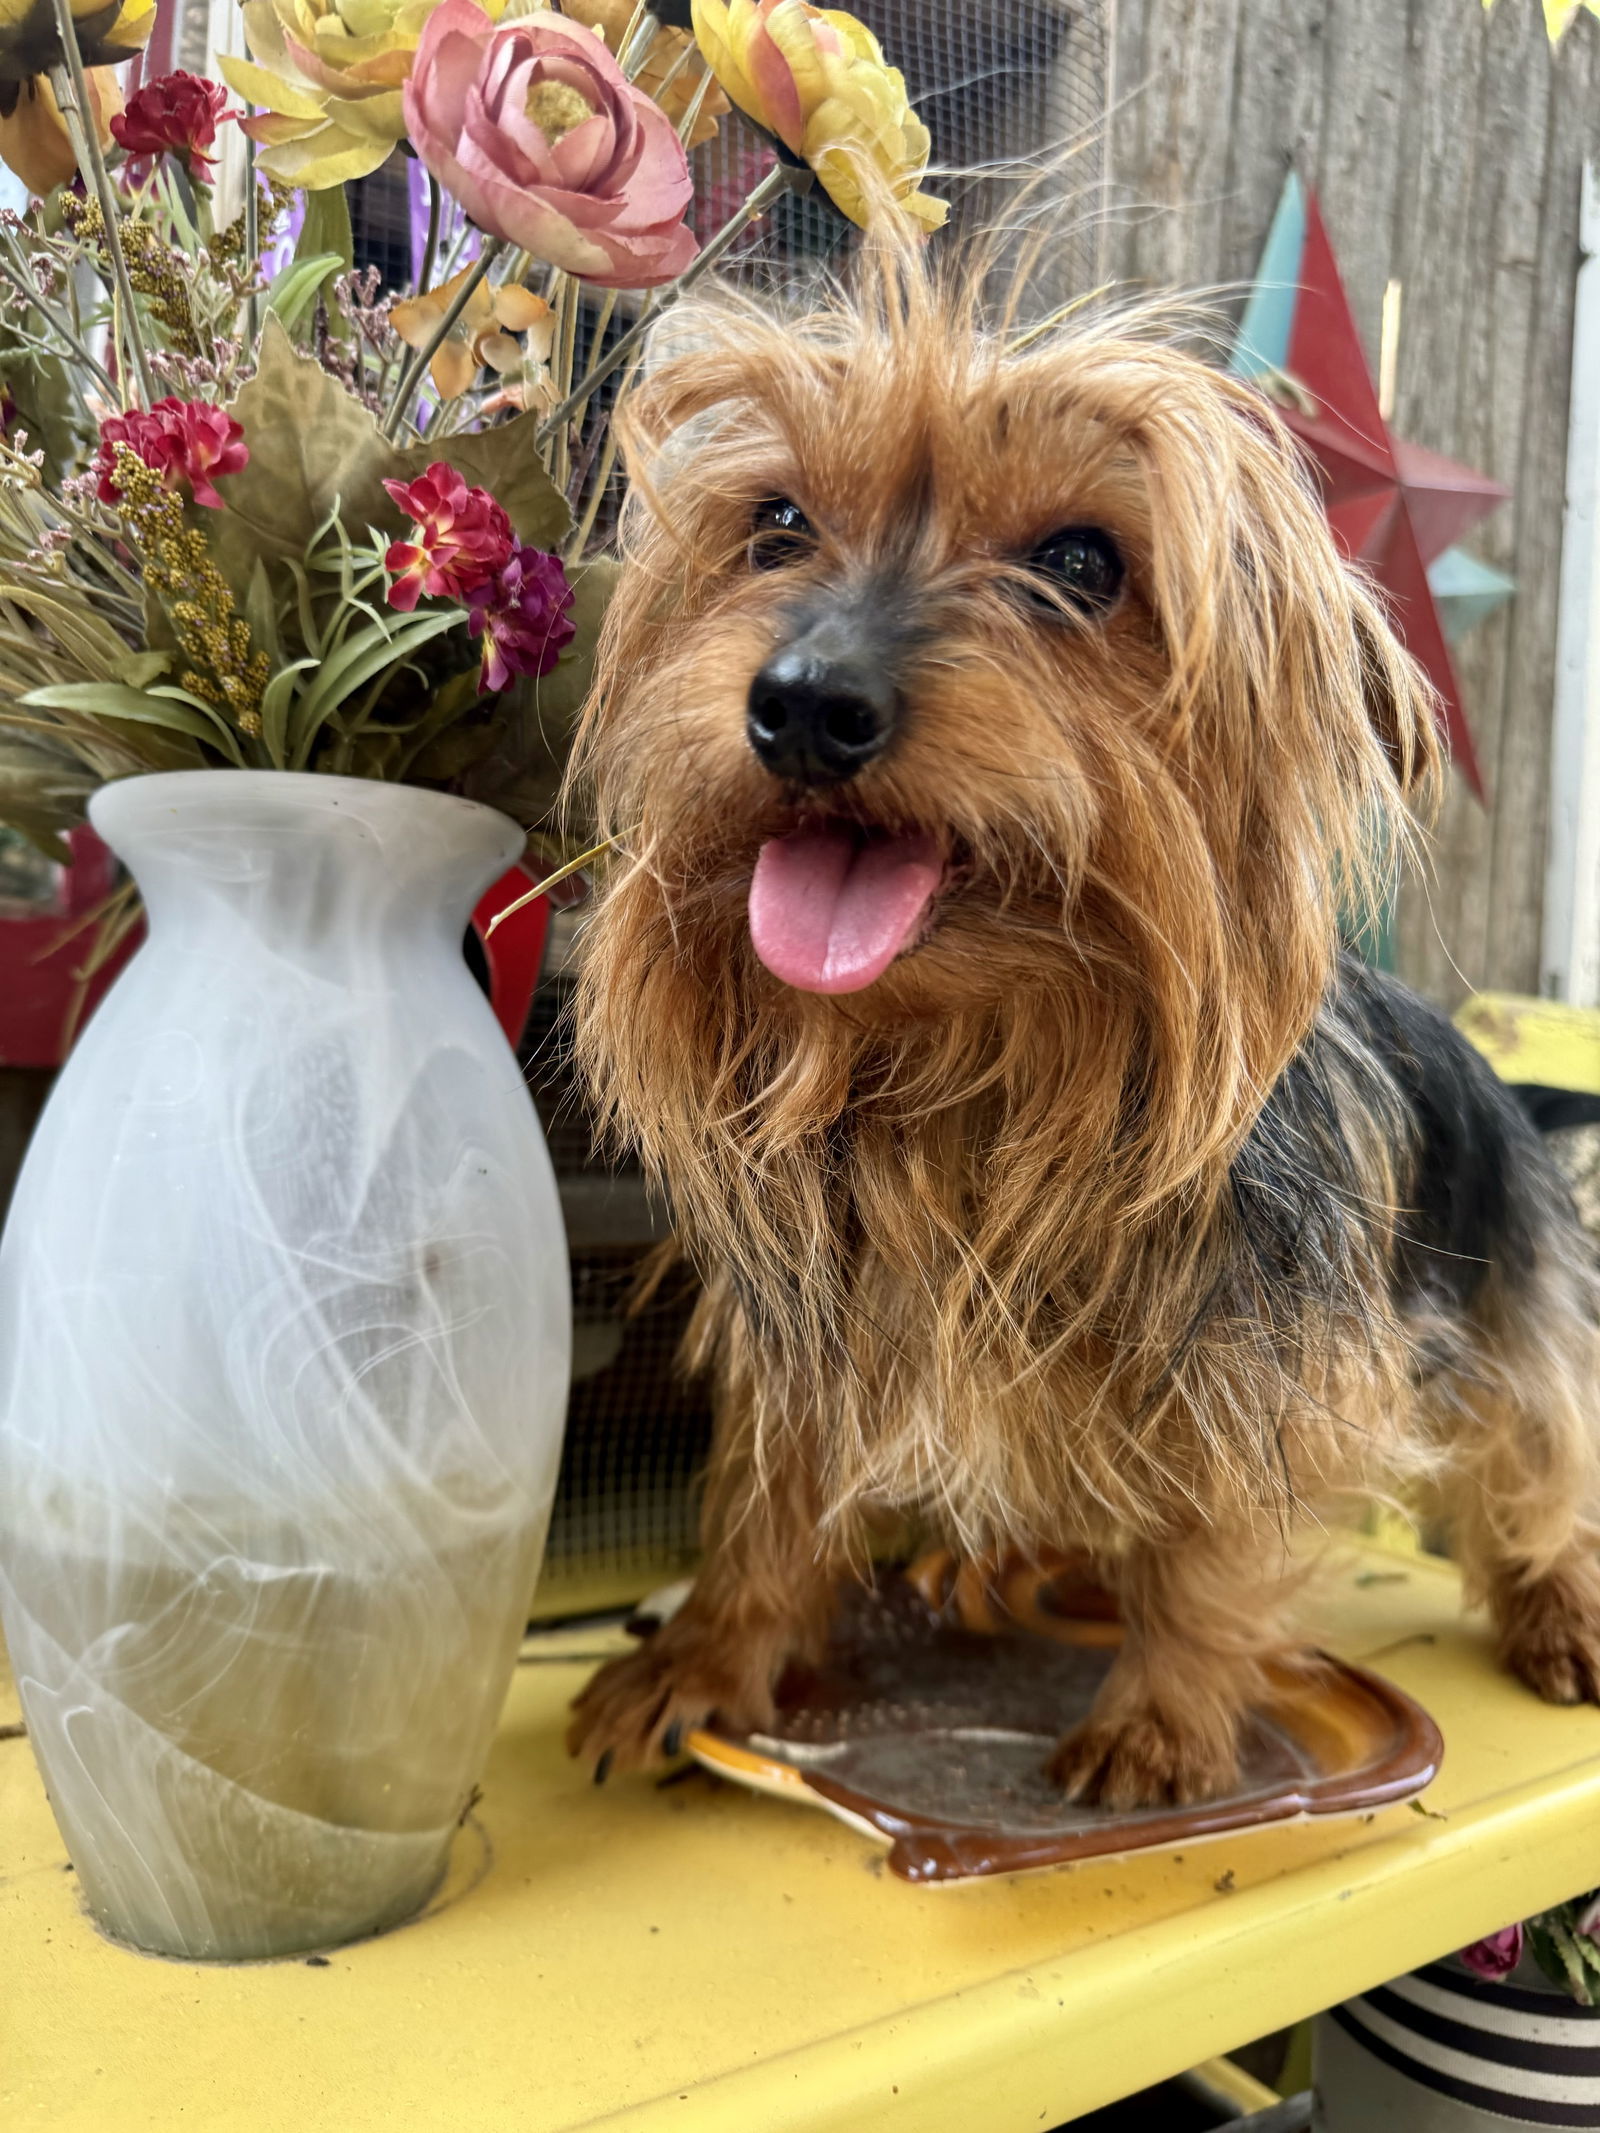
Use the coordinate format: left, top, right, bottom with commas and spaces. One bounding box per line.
111, 72, 232, 182
94, 398, 248, 509
1460, 1926, 1524, 1982
383, 463, 513, 612
465, 543, 575, 693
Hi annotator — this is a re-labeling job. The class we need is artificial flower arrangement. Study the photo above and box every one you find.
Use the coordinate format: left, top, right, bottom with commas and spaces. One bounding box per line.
0, 0, 946, 901
1462, 1893, 1600, 2005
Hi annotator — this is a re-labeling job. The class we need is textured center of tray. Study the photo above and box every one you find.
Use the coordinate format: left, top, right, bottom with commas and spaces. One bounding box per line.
751, 1577, 1306, 1837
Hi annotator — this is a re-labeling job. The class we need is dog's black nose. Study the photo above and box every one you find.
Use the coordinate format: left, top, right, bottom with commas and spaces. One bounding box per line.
747, 632, 899, 787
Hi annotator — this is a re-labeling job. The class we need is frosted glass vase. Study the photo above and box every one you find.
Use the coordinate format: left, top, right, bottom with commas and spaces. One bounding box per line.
0, 771, 570, 1961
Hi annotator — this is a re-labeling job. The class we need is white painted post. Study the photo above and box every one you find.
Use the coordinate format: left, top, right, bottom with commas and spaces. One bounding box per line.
1544, 159, 1600, 1004
204, 0, 249, 228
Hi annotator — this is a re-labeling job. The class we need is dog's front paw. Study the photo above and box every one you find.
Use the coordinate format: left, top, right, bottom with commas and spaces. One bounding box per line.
1047, 1706, 1240, 1811
1497, 1567, 1600, 1707
567, 1619, 778, 1779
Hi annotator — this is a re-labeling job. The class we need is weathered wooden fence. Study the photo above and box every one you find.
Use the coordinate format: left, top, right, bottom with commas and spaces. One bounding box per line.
1102, 0, 1600, 1006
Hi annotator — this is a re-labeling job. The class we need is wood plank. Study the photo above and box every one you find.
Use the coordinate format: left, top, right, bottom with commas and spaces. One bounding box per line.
1107, 0, 1152, 286
1219, 0, 1331, 296
1313, 0, 1410, 369
1487, 17, 1600, 994
1395, 0, 1553, 1004
1108, 0, 1244, 294
1386, 0, 1485, 458
1390, 0, 1494, 1001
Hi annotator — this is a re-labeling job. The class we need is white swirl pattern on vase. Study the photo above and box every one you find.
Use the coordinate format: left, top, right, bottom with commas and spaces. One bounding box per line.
0, 772, 571, 1960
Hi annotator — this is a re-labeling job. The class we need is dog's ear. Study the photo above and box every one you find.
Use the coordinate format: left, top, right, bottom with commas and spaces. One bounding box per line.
1134, 365, 1442, 838
1350, 578, 1444, 810
1222, 387, 1442, 818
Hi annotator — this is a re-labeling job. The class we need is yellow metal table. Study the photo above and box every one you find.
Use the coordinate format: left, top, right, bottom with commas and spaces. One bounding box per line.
6, 1547, 1600, 2132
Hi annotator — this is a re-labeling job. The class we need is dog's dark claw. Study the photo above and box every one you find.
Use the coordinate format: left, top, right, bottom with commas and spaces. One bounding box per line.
593, 1749, 614, 1786
662, 1722, 683, 1758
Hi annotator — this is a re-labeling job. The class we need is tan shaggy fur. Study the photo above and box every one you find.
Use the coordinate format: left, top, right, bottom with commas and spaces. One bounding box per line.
564, 235, 1600, 1808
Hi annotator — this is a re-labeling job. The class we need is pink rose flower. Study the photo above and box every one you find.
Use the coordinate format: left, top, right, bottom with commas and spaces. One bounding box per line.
382, 463, 514, 611
403, 0, 697, 289
94, 398, 248, 509
1460, 1926, 1525, 1982
465, 543, 575, 693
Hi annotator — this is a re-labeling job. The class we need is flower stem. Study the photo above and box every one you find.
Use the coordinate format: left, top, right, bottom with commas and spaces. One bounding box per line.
485, 835, 620, 937
0, 246, 117, 401
552, 274, 581, 493
674, 60, 713, 141
243, 134, 260, 349
381, 236, 505, 443
536, 163, 803, 446
565, 362, 634, 561
615, 0, 654, 77
563, 285, 620, 501
651, 38, 698, 103
46, 27, 155, 410
419, 174, 443, 294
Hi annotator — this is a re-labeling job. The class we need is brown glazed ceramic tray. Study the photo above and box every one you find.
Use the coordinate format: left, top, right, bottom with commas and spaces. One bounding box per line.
684, 1555, 1444, 1883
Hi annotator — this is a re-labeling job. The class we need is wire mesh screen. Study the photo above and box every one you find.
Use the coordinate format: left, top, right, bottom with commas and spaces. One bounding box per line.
521, 967, 712, 1614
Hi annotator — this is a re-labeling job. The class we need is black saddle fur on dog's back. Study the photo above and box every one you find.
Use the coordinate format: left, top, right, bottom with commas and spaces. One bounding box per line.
1221, 956, 1584, 1383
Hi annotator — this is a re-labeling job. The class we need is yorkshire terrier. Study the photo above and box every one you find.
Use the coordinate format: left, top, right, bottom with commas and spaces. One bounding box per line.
564, 240, 1600, 1809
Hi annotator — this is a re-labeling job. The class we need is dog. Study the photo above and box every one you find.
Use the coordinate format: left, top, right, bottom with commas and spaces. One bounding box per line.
563, 237, 1600, 1810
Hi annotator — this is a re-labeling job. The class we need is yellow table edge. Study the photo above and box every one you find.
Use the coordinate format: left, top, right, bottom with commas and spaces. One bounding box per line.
573, 1764, 1600, 2132
1455, 991, 1600, 1097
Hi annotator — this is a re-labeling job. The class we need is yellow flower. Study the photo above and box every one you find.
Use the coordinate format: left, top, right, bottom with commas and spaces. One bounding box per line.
390, 261, 555, 401
558, 0, 728, 148
691, 0, 944, 230
0, 64, 119, 195
219, 0, 502, 189
0, 0, 153, 84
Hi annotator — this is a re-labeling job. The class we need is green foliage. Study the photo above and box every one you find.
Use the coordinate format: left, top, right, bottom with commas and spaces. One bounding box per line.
204, 317, 400, 586
1527, 1905, 1600, 2006
0, 331, 89, 492
0, 738, 98, 860
22, 681, 250, 765
267, 254, 348, 337
294, 185, 354, 292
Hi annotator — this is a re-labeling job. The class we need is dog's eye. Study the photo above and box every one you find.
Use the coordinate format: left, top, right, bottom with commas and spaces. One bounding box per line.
749, 498, 815, 570
1023, 526, 1124, 618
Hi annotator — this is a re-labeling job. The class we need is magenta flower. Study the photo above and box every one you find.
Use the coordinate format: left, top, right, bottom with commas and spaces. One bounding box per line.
1460, 1926, 1525, 1982
382, 462, 513, 611
466, 544, 575, 693
403, 0, 697, 288
93, 398, 248, 509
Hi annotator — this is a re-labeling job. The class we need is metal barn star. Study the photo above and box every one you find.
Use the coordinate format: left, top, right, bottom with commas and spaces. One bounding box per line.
1231, 174, 1511, 799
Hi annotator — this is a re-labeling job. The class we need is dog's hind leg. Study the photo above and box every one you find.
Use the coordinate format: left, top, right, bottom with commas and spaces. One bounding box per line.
567, 1369, 842, 1775
1438, 1239, 1600, 1707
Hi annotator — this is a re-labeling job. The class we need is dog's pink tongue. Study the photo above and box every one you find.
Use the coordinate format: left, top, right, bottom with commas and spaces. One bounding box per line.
749, 828, 942, 994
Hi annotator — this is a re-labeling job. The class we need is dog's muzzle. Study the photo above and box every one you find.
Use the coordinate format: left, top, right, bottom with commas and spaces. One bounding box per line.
746, 604, 900, 787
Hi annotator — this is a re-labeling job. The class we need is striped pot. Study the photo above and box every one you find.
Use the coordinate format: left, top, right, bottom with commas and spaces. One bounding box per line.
1316, 1960, 1600, 2129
